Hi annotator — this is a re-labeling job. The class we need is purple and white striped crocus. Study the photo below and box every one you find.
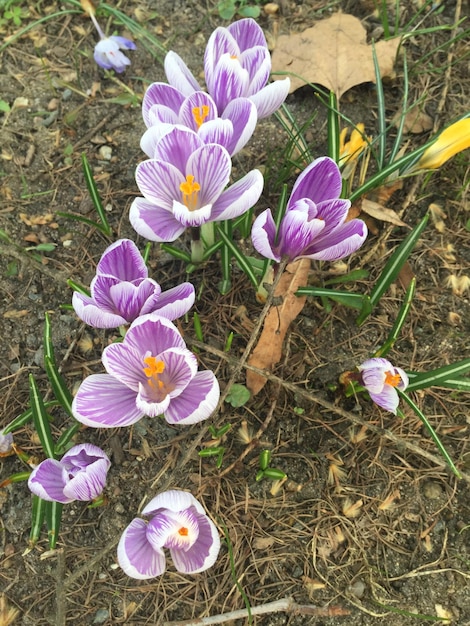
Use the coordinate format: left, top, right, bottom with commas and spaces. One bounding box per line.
164, 18, 290, 119
358, 358, 409, 414
141, 86, 257, 157
130, 126, 263, 243
0, 429, 13, 456
89, 12, 136, 74
118, 490, 220, 579
72, 313, 219, 428
72, 239, 195, 328
251, 157, 367, 263
27, 444, 111, 504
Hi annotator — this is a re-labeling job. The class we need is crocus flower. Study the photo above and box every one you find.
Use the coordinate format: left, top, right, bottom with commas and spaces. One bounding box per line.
251, 157, 367, 263
72, 313, 219, 428
358, 357, 409, 414
130, 126, 263, 243
416, 117, 470, 170
163, 18, 290, 119
89, 11, 136, 73
141, 85, 257, 157
72, 239, 195, 328
118, 490, 220, 579
27, 443, 110, 504
0, 429, 14, 456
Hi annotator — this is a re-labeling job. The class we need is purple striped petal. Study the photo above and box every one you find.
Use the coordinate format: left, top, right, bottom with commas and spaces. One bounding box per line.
198, 119, 234, 153
145, 105, 179, 128
136, 387, 171, 417
72, 292, 127, 328
312, 198, 351, 233
289, 157, 342, 207
240, 47, 271, 95
63, 456, 110, 502
172, 199, 213, 227
162, 509, 200, 551
179, 91, 219, 132
211, 169, 263, 221
164, 370, 219, 425
277, 208, 325, 261
154, 127, 203, 172
204, 28, 239, 92
187, 144, 231, 207
102, 342, 147, 391
142, 83, 185, 127
135, 159, 183, 206
170, 511, 220, 574
28, 460, 71, 503
221, 98, 257, 155
248, 79, 290, 119
302, 218, 367, 261
164, 50, 201, 96
129, 197, 186, 242
118, 518, 166, 579
124, 314, 186, 358
251, 209, 280, 262
210, 54, 249, 112
369, 387, 400, 414
143, 490, 203, 516
97, 239, 148, 280
147, 283, 195, 320
140, 124, 177, 158
227, 18, 267, 51
72, 374, 142, 428
145, 511, 182, 549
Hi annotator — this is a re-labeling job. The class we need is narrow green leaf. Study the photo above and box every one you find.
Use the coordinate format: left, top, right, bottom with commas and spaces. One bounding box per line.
193, 312, 204, 342
46, 501, 63, 549
296, 287, 365, 310
160, 243, 192, 263
389, 52, 409, 165
397, 390, 461, 478
44, 355, 73, 417
81, 153, 112, 236
406, 359, 470, 391
55, 422, 81, 456
324, 269, 369, 285
356, 213, 429, 325
219, 220, 232, 295
263, 468, 287, 480
29, 495, 47, 547
372, 44, 386, 170
29, 374, 56, 459
67, 278, 90, 297
43, 312, 55, 365
374, 277, 416, 357
0, 471, 31, 487
327, 91, 340, 162
215, 225, 258, 289
4, 401, 60, 435
56, 211, 111, 235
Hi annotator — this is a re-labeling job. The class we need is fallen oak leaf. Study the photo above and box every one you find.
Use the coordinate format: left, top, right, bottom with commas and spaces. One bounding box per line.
359, 198, 408, 227
247, 258, 310, 395
271, 13, 400, 100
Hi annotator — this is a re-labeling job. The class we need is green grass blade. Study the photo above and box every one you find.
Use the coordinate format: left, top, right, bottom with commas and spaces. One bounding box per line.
389, 52, 409, 165
56, 211, 111, 235
219, 220, 232, 295
324, 269, 369, 285
0, 9, 80, 53
46, 501, 63, 549
29, 374, 56, 460
160, 243, 192, 263
67, 278, 91, 297
356, 213, 429, 325
81, 153, 112, 237
374, 277, 416, 357
3, 401, 61, 435
406, 359, 470, 391
327, 91, 340, 162
44, 356, 74, 418
215, 225, 258, 289
296, 287, 365, 310
55, 422, 81, 457
43, 312, 55, 366
29, 495, 47, 547
372, 44, 387, 170
202, 239, 224, 261
397, 390, 461, 478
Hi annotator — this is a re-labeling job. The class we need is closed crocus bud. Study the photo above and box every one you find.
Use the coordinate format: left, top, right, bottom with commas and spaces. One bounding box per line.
118, 490, 220, 579
358, 357, 409, 415
88, 11, 135, 73
417, 117, 470, 170
28, 443, 111, 504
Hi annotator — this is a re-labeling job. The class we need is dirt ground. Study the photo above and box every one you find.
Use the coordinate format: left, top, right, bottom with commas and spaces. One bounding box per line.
1, 0, 470, 625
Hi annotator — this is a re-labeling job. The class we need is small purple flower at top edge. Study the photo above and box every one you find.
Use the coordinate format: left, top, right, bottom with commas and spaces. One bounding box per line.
251, 157, 367, 264
27, 444, 111, 504
163, 19, 290, 119
140, 85, 257, 157
0, 429, 14, 456
89, 12, 136, 73
117, 490, 220, 579
72, 313, 220, 428
72, 239, 195, 328
130, 126, 263, 243
358, 357, 409, 415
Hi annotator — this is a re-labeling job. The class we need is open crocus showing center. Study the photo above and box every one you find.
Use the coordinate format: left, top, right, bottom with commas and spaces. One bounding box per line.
358, 357, 409, 415
72, 314, 220, 428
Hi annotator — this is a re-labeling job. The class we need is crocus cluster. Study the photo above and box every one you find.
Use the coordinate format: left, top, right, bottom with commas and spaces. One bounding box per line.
358, 357, 409, 414
251, 157, 367, 263
130, 18, 289, 248
28, 444, 111, 503
118, 490, 220, 578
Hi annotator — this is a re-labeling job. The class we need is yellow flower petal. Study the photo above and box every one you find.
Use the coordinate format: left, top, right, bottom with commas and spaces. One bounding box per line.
418, 118, 470, 170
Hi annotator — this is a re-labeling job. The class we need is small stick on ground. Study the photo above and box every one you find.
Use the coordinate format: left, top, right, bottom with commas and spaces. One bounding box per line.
163, 596, 350, 626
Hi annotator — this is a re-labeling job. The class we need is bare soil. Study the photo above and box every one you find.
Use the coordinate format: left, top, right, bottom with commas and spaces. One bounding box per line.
1, 1, 470, 625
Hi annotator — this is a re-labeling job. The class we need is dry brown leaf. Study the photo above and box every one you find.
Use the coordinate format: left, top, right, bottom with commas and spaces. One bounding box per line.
360, 198, 407, 227
246, 259, 310, 395
394, 104, 433, 134
272, 13, 400, 99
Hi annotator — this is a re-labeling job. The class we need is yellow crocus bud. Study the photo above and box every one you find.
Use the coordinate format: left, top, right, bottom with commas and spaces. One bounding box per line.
417, 117, 470, 170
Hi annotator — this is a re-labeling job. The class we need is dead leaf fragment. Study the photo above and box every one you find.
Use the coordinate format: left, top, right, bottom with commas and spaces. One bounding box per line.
272, 13, 401, 99
394, 104, 433, 134
246, 259, 310, 395
359, 198, 407, 227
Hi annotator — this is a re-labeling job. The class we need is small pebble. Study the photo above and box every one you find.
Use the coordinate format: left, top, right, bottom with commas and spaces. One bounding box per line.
92, 608, 109, 624
98, 145, 112, 161
422, 481, 443, 499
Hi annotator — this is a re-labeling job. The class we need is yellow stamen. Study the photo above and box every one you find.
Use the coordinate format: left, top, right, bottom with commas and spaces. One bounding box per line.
180, 174, 200, 211
192, 105, 210, 129
339, 123, 369, 165
178, 527, 189, 536
143, 356, 165, 390
384, 371, 401, 388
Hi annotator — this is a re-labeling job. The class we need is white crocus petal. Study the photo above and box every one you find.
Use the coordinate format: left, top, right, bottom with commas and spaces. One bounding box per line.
248, 78, 291, 119
143, 490, 204, 517
164, 50, 201, 96
118, 518, 166, 580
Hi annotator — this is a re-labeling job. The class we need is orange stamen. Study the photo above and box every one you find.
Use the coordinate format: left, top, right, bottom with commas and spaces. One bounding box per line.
384, 371, 401, 387
180, 174, 200, 211
178, 526, 189, 536
143, 356, 165, 390
192, 105, 210, 129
